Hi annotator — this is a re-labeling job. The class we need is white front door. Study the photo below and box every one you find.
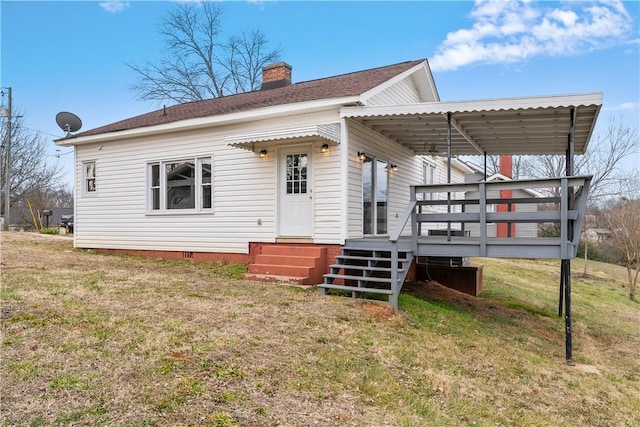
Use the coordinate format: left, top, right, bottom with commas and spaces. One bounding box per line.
279, 146, 313, 237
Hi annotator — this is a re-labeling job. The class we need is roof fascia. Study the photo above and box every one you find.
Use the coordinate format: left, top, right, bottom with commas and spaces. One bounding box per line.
451, 158, 475, 174
424, 59, 440, 102
359, 60, 439, 104
580, 102, 602, 153
485, 173, 543, 197
56, 95, 360, 147
341, 92, 603, 118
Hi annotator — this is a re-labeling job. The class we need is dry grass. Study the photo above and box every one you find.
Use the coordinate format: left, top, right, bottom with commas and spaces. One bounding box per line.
1, 232, 638, 426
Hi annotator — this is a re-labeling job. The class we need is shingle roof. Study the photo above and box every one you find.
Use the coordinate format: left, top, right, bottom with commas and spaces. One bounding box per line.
73, 59, 425, 138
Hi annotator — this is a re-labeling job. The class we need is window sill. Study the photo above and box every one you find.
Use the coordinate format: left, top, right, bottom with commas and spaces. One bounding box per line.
145, 210, 213, 216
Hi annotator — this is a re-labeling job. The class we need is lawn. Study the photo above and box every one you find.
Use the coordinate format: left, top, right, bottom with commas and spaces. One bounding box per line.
1, 232, 638, 426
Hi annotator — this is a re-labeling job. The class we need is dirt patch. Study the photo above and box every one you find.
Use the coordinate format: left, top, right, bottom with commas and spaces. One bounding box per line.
574, 363, 601, 375
360, 301, 397, 321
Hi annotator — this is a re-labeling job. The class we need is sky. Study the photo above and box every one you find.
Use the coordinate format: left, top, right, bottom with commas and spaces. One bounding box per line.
1, 0, 639, 189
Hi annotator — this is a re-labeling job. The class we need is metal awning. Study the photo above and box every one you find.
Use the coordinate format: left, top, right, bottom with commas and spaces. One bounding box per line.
226, 123, 341, 151
341, 93, 602, 156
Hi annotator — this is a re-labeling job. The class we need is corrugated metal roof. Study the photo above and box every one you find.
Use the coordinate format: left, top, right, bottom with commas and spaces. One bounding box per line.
341, 93, 602, 155
225, 123, 341, 151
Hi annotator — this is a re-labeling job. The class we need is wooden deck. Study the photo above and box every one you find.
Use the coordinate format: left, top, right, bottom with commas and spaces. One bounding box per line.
392, 175, 591, 261
347, 235, 566, 259
318, 176, 592, 310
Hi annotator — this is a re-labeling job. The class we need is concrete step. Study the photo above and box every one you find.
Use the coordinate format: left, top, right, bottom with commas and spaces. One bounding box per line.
246, 244, 327, 286
261, 245, 325, 257
254, 254, 318, 267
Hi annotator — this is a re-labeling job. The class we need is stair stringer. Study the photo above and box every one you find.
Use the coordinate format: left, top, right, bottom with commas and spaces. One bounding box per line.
318, 244, 414, 309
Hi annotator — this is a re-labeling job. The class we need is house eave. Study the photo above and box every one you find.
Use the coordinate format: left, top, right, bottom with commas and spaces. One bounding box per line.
55, 95, 360, 147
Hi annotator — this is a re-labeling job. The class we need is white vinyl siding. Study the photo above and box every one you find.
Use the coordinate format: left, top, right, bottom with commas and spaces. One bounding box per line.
346, 120, 423, 239
73, 111, 342, 253
366, 78, 423, 106
313, 141, 342, 243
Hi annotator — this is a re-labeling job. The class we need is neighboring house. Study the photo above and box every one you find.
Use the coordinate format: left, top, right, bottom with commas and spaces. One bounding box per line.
463, 170, 541, 239
55, 59, 600, 289
583, 228, 612, 243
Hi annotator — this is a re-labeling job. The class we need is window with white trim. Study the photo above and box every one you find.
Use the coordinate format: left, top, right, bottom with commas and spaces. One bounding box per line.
422, 161, 436, 201
83, 161, 97, 194
147, 157, 213, 213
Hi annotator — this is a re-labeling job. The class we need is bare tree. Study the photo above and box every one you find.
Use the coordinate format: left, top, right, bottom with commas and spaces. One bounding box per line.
482, 154, 525, 178
1, 113, 67, 224
129, 2, 281, 104
603, 191, 640, 301
522, 116, 638, 204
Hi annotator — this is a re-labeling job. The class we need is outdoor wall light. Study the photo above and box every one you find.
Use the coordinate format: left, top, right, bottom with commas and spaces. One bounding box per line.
259, 149, 268, 158
320, 143, 330, 154
386, 163, 398, 172
356, 151, 367, 161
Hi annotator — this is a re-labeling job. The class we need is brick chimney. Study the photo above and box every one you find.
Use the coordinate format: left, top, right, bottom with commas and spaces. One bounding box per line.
499, 155, 513, 178
497, 155, 515, 238
261, 62, 292, 90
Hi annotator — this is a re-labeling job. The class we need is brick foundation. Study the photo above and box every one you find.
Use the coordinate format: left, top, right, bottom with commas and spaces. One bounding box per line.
93, 242, 343, 274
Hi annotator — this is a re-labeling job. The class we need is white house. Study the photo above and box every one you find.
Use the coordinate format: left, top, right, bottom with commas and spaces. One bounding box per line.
56, 59, 601, 288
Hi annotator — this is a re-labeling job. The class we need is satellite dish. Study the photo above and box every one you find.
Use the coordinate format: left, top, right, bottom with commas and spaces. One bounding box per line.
56, 111, 82, 136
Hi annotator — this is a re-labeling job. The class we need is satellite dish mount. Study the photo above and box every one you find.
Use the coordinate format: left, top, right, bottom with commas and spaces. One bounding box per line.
55, 111, 82, 137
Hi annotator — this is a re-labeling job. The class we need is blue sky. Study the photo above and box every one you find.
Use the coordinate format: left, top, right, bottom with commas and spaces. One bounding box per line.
1, 0, 639, 188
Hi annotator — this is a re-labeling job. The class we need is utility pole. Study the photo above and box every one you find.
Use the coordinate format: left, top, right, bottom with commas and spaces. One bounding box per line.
2, 87, 12, 231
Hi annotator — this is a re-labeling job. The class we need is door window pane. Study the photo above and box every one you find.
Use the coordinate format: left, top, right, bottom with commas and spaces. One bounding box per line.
376, 160, 388, 235
286, 153, 308, 195
362, 157, 373, 235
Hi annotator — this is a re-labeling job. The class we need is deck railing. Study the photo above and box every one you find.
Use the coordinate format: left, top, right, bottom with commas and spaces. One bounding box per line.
390, 176, 592, 262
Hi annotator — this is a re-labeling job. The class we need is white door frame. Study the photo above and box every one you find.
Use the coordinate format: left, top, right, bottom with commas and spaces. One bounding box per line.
277, 144, 314, 238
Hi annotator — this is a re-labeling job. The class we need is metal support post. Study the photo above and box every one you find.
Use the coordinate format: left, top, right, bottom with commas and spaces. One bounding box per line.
2, 87, 12, 231
483, 151, 487, 180
564, 258, 573, 365
446, 112, 452, 241
563, 108, 576, 365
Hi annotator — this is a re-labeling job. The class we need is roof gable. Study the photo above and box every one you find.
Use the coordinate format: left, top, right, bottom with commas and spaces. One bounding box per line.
361, 61, 439, 105
67, 59, 426, 141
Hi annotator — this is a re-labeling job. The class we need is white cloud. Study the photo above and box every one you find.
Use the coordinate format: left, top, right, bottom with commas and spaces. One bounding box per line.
99, 0, 130, 14
604, 102, 639, 111
430, 0, 633, 72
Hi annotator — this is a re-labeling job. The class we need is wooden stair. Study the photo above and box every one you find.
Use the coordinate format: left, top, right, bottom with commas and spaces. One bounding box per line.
244, 244, 326, 285
317, 243, 413, 307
